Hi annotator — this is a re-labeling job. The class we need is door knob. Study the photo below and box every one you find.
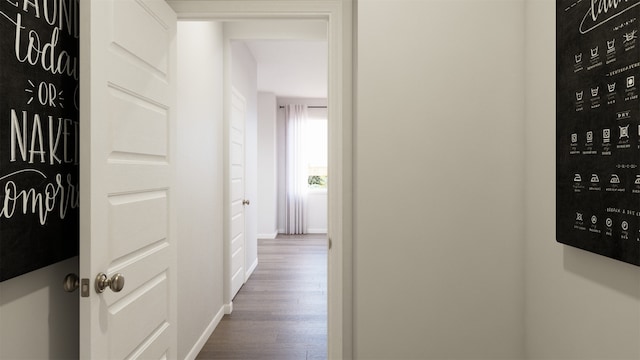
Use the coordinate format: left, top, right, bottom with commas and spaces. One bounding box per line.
95, 273, 125, 293
63, 273, 79, 292
242, 199, 250, 205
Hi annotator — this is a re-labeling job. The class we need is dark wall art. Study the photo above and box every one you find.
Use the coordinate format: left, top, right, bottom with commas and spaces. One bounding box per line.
557, 0, 640, 266
0, 0, 79, 281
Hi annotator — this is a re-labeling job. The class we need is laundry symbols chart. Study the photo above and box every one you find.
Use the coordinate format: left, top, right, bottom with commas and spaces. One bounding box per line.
0, 0, 80, 281
557, 0, 640, 266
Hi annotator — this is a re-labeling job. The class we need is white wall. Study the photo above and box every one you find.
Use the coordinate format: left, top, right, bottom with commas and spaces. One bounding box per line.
354, 1, 526, 358
0, 257, 78, 359
524, 1, 640, 358
276, 98, 328, 234
224, 21, 327, 42
230, 40, 259, 276
257, 92, 279, 239
176, 21, 225, 360
307, 189, 328, 234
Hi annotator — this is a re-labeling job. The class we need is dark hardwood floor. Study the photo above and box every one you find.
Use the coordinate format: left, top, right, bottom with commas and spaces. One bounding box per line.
196, 234, 328, 360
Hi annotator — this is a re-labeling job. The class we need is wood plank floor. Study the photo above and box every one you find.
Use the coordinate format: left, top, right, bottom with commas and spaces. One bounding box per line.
196, 234, 328, 360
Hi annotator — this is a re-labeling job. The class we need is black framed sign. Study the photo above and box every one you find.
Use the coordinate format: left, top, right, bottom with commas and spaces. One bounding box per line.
557, 0, 640, 266
0, 1, 79, 281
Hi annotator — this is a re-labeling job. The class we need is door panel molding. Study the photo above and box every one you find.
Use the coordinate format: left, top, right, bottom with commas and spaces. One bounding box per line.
79, 0, 178, 358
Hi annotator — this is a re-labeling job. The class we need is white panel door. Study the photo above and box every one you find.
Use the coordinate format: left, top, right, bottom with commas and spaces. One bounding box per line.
230, 88, 247, 299
79, 0, 177, 359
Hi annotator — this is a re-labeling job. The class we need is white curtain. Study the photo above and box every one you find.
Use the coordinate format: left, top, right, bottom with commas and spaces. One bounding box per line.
285, 104, 309, 234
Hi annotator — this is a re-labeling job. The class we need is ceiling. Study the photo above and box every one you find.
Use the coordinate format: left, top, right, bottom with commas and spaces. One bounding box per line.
244, 39, 328, 99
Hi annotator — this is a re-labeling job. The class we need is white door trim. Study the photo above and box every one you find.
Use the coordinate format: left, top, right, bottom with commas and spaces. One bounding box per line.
167, 1, 353, 359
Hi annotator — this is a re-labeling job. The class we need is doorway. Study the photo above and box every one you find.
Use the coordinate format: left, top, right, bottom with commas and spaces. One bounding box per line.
225, 17, 329, 332
173, 1, 352, 358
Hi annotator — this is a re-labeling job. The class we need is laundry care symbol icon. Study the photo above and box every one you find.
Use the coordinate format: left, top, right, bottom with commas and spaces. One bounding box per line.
591, 215, 598, 224
627, 76, 635, 88
620, 124, 630, 139
610, 174, 620, 184
606, 218, 613, 227
591, 46, 599, 57
603, 129, 610, 142
591, 87, 599, 97
575, 53, 582, 63
607, 39, 615, 53
571, 133, 578, 143
590, 174, 600, 183
576, 91, 584, 101
586, 131, 593, 143
635, 175, 640, 185
574, 174, 582, 182
608, 83, 616, 92
623, 29, 638, 43
576, 212, 584, 221
622, 221, 629, 231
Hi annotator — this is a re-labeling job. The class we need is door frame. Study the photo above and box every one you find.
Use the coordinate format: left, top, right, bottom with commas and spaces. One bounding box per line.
168, 1, 353, 359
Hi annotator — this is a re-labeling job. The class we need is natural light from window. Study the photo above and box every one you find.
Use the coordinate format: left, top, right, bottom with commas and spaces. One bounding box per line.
307, 115, 327, 189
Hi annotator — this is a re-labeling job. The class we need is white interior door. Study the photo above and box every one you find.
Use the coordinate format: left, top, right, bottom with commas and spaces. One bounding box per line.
230, 88, 247, 299
79, 0, 177, 359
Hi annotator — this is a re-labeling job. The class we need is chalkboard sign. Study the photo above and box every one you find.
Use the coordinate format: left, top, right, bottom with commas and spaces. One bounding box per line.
1, 0, 79, 281
557, 0, 640, 266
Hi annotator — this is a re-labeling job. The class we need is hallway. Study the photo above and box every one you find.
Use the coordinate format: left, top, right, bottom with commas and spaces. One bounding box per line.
196, 234, 328, 360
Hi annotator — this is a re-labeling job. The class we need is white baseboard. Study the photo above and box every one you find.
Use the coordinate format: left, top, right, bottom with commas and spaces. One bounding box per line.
257, 231, 278, 239
245, 257, 258, 281
307, 228, 327, 234
184, 305, 225, 360
224, 302, 233, 314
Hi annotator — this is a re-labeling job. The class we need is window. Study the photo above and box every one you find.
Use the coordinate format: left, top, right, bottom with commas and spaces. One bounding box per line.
306, 115, 327, 188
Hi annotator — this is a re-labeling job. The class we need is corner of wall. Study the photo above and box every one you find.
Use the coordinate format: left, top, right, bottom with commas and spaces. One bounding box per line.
183, 305, 225, 360
176, 20, 225, 360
